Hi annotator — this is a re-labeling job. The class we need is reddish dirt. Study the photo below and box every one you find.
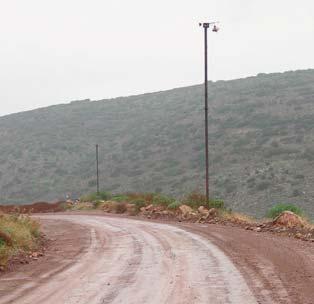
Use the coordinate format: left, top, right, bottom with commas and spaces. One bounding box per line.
0, 218, 90, 295
182, 222, 314, 304
0, 201, 64, 214
1, 215, 258, 303
1, 212, 314, 303
76, 212, 314, 303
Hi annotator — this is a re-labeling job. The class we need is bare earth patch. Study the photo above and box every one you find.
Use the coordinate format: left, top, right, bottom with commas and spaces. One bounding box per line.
0, 213, 314, 303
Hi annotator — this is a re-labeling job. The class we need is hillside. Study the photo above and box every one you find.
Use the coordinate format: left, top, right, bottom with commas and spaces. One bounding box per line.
1, 69, 314, 216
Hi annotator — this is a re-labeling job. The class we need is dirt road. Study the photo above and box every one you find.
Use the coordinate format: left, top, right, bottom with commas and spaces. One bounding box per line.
1, 214, 314, 303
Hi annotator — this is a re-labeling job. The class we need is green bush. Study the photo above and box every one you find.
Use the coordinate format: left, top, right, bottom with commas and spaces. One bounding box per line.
266, 203, 303, 219
97, 191, 112, 200
182, 191, 207, 208
80, 191, 111, 202
131, 200, 147, 212
209, 199, 224, 209
80, 192, 99, 202
167, 201, 182, 210
152, 193, 175, 206
111, 193, 129, 202
181, 192, 225, 210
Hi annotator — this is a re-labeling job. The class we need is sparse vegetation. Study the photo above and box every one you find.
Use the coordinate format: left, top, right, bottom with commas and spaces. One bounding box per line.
65, 190, 225, 213
111, 194, 129, 202
209, 199, 225, 209
266, 203, 303, 219
80, 191, 111, 202
167, 201, 182, 210
2, 70, 314, 217
181, 191, 225, 210
219, 210, 255, 224
181, 191, 208, 209
0, 213, 41, 266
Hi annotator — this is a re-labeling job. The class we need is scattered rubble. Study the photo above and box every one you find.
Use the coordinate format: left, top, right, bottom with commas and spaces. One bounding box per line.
126, 203, 137, 216
179, 205, 193, 219
198, 206, 209, 217
3, 199, 313, 245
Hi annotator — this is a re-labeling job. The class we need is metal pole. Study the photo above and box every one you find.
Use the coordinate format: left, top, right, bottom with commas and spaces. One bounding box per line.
96, 144, 99, 195
199, 21, 219, 204
204, 25, 209, 204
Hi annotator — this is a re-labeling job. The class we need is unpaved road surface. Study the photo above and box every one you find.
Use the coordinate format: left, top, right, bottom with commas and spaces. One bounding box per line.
1, 214, 314, 304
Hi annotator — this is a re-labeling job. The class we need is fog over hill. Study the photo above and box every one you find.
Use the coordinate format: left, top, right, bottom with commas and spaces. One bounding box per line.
1, 69, 314, 217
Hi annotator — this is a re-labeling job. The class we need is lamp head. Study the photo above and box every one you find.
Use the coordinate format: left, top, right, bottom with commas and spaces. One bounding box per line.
212, 25, 219, 32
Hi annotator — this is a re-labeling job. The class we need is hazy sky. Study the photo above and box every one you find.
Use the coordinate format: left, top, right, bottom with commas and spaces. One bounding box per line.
0, 0, 313, 116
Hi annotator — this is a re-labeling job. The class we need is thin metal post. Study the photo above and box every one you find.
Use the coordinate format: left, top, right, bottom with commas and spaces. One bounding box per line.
204, 25, 209, 204
199, 21, 219, 204
96, 144, 99, 195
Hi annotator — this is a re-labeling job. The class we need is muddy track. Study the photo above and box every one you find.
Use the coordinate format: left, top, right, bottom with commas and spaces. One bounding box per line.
1, 214, 314, 303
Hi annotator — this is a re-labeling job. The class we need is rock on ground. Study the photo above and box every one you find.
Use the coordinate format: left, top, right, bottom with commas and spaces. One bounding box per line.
273, 211, 305, 228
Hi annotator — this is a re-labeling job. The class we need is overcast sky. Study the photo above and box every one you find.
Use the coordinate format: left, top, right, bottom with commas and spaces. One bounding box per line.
0, 0, 313, 116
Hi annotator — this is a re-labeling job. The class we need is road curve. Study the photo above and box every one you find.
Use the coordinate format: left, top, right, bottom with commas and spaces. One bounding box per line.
0, 215, 259, 304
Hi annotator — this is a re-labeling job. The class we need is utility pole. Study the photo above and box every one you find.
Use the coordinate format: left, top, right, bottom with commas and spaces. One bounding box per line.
199, 22, 219, 203
96, 144, 99, 195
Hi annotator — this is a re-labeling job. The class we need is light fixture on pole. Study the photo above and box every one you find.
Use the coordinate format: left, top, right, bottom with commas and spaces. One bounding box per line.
199, 22, 219, 203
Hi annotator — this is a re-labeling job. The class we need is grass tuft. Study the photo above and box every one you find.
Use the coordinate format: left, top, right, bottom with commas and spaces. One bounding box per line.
167, 201, 182, 210
266, 203, 303, 219
0, 213, 40, 266
181, 191, 225, 210
80, 191, 112, 202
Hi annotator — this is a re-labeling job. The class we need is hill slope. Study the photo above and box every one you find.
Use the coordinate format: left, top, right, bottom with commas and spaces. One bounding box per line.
1, 69, 314, 216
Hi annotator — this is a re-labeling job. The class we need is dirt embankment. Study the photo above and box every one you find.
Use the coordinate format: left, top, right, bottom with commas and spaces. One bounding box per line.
3, 200, 314, 242
0, 201, 64, 214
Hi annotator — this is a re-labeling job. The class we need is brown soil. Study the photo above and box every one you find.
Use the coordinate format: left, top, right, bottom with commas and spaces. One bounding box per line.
0, 201, 64, 214
0, 217, 90, 299
1, 212, 314, 303
182, 222, 314, 304
79, 211, 314, 303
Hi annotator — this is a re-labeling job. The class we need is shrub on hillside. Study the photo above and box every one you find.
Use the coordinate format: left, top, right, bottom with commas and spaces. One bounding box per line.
266, 203, 303, 219
111, 193, 129, 202
209, 199, 224, 209
152, 193, 175, 206
182, 191, 225, 210
167, 201, 182, 210
131, 200, 147, 212
80, 191, 112, 202
182, 191, 207, 208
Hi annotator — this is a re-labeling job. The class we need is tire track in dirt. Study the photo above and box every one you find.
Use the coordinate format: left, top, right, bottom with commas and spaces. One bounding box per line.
0, 215, 268, 304
180, 223, 314, 304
